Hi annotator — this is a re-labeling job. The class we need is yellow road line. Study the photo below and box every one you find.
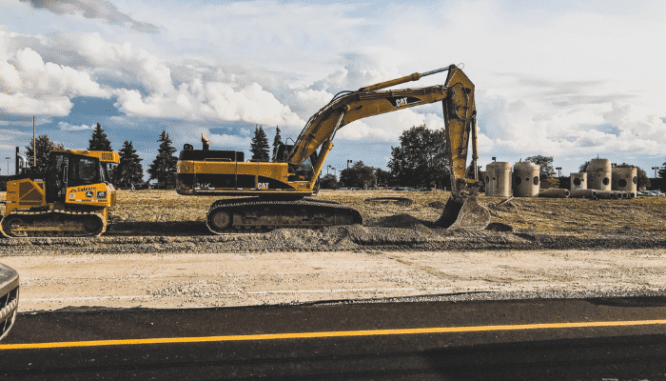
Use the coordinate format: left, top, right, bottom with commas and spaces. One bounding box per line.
1, 319, 665, 351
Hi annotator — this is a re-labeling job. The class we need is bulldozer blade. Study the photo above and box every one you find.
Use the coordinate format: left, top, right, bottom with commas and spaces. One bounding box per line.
435, 196, 490, 230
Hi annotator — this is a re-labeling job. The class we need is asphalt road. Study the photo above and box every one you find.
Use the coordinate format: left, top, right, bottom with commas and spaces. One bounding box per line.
2, 297, 666, 380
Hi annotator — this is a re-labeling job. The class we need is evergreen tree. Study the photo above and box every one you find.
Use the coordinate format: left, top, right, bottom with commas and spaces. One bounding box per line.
88, 123, 113, 151
272, 126, 283, 161
117, 141, 144, 185
25, 135, 65, 173
148, 131, 178, 188
250, 126, 270, 162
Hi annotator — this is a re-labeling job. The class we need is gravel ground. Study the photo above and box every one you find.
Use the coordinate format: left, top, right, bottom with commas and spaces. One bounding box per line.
1, 190, 665, 311
3, 248, 666, 312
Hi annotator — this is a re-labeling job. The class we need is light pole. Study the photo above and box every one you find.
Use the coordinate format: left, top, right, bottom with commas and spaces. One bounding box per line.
5, 157, 9, 175
332, 167, 336, 177
327, 165, 331, 175
556, 167, 562, 177
347, 159, 352, 170
653, 167, 660, 178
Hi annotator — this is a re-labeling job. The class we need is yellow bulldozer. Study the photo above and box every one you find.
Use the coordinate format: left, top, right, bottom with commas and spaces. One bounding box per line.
0, 149, 119, 237
177, 64, 491, 233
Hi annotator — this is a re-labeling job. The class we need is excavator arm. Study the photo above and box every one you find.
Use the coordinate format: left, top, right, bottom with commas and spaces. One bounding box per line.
286, 65, 489, 230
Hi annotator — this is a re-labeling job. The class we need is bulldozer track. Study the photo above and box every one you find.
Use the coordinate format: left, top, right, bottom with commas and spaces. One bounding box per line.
0, 209, 107, 238
205, 197, 363, 234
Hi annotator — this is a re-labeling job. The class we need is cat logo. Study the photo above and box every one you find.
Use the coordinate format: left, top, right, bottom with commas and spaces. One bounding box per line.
388, 96, 422, 108
258, 183, 269, 190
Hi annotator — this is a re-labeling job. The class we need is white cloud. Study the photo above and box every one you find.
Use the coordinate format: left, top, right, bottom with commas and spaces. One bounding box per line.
58, 121, 93, 131
20, 0, 159, 33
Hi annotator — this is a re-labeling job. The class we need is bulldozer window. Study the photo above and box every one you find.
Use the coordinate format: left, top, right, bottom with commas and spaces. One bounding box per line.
69, 156, 100, 185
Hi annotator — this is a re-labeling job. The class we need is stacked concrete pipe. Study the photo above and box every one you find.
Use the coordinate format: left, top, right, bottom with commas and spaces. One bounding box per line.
587, 159, 612, 191
612, 167, 637, 198
513, 162, 540, 197
485, 162, 512, 197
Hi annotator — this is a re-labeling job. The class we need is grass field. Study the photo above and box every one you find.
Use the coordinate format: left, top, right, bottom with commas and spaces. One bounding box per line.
109, 189, 666, 235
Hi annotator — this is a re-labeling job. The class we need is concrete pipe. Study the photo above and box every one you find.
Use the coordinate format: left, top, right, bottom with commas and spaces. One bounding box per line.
539, 188, 570, 198
513, 162, 540, 197
485, 162, 512, 197
570, 172, 587, 190
596, 191, 619, 200
569, 189, 597, 199
587, 159, 612, 191
612, 167, 637, 196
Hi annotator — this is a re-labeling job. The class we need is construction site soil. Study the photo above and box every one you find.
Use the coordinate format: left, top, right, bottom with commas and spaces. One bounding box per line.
2, 190, 666, 311
0, 189, 665, 255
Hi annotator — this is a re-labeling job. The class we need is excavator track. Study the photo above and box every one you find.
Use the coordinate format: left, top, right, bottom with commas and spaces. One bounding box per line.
0, 209, 106, 238
205, 197, 362, 234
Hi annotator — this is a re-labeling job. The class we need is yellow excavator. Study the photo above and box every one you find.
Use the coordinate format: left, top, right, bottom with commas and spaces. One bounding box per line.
177, 64, 491, 233
0, 149, 119, 237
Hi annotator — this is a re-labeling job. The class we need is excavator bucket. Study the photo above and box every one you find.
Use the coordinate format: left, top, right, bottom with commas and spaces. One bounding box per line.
435, 196, 491, 230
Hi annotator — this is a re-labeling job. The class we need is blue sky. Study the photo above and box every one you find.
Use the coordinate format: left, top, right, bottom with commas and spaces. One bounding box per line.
1, 0, 665, 178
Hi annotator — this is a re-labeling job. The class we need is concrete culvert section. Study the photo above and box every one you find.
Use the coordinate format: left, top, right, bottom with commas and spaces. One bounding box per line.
587, 159, 612, 191
485, 162, 512, 197
612, 167, 637, 198
513, 162, 540, 197
569, 189, 597, 199
570, 173, 587, 190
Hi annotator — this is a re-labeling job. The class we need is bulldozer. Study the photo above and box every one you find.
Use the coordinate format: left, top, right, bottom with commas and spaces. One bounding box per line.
177, 64, 491, 233
0, 149, 119, 237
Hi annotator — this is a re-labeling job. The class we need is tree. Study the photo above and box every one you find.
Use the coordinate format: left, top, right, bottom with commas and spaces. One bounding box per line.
659, 162, 666, 180
25, 135, 64, 173
375, 168, 392, 187
616, 163, 650, 190
250, 126, 270, 162
116, 141, 143, 185
319, 174, 339, 189
525, 155, 555, 179
88, 123, 113, 151
339, 161, 376, 189
388, 125, 449, 188
579, 161, 591, 172
272, 126, 283, 161
148, 131, 178, 187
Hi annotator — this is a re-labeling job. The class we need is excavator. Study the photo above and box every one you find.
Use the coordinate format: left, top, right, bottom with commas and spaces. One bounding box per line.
0, 149, 119, 237
177, 64, 491, 233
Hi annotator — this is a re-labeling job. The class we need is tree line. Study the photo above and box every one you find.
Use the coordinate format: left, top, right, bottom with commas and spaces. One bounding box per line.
23, 122, 666, 191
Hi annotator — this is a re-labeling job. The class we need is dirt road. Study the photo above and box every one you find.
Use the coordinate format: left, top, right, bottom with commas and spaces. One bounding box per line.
4, 248, 665, 312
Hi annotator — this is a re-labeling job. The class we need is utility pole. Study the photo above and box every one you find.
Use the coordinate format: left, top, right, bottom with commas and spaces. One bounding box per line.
33, 116, 36, 168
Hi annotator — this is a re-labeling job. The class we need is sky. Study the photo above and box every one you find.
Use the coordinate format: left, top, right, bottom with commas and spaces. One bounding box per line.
0, 0, 665, 179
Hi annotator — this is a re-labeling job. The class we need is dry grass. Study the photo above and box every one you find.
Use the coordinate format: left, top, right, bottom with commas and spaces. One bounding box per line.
107, 189, 666, 235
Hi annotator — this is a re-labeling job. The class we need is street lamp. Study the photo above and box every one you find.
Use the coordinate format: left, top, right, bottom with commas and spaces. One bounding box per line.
5, 157, 9, 175
556, 167, 562, 177
347, 159, 353, 170
653, 167, 660, 178
331, 167, 336, 177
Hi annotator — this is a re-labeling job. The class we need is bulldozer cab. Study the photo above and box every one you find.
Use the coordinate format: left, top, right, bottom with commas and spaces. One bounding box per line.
46, 152, 105, 203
